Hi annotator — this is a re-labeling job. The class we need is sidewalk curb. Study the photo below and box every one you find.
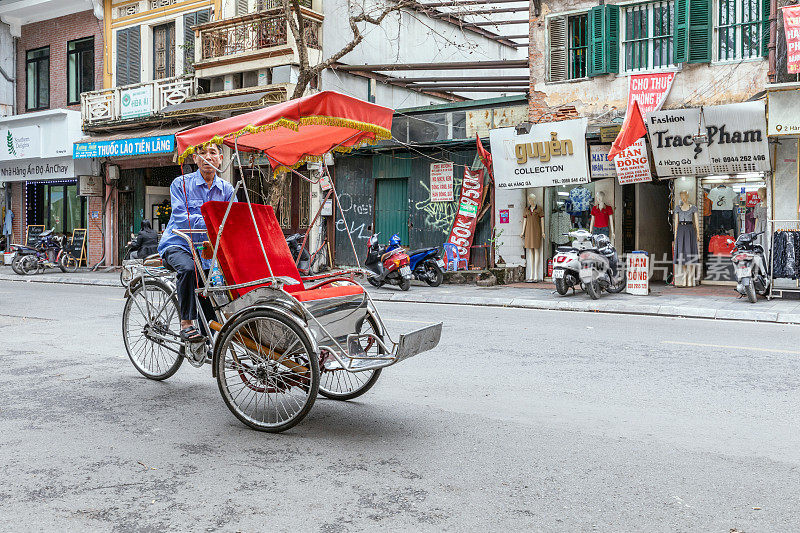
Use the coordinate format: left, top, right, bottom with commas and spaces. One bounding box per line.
0, 274, 119, 287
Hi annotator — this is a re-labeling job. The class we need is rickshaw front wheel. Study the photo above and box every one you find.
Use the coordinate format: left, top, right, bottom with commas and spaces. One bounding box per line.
122, 279, 183, 380
215, 308, 319, 433
319, 314, 383, 401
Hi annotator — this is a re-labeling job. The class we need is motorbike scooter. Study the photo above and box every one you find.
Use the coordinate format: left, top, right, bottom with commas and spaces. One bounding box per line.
731, 231, 769, 303
385, 234, 445, 287
364, 233, 413, 291
578, 233, 625, 300
552, 229, 594, 295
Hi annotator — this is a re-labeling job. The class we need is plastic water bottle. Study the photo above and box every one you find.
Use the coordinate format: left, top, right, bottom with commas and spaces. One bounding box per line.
209, 263, 224, 287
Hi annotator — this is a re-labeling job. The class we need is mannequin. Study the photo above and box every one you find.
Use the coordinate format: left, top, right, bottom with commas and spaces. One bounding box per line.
753, 186, 767, 250
673, 190, 701, 287
521, 192, 545, 282
589, 191, 614, 240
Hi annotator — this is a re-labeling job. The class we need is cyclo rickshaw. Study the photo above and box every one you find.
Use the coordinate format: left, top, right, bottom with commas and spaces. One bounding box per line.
121, 92, 442, 433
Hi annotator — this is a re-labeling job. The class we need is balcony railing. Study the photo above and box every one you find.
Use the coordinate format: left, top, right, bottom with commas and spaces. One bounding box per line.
81, 75, 196, 124
197, 10, 322, 63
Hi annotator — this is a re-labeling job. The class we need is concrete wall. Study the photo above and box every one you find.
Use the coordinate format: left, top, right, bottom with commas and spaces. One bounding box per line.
528, 0, 768, 121
0, 23, 14, 116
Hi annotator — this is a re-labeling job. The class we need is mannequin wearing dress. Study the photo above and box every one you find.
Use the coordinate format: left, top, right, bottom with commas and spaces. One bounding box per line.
589, 191, 615, 240
673, 190, 701, 287
753, 187, 767, 251
521, 192, 545, 282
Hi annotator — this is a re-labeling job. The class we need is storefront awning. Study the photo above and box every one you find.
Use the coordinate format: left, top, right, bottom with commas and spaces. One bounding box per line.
160, 90, 287, 117
73, 124, 196, 159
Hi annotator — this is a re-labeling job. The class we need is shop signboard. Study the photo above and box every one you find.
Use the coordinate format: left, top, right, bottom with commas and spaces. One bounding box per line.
767, 90, 800, 135
0, 125, 41, 160
646, 101, 770, 177
589, 145, 616, 178
73, 135, 175, 159
783, 5, 800, 74
446, 168, 484, 264
626, 251, 649, 295
614, 139, 652, 185
26, 225, 44, 246
599, 124, 621, 143
488, 119, 589, 189
78, 175, 103, 196
429, 162, 454, 202
0, 157, 73, 182
120, 86, 153, 119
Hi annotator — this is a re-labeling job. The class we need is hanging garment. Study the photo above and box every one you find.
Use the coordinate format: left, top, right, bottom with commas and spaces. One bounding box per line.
772, 231, 798, 279
549, 210, 571, 245
568, 187, 593, 212
745, 209, 755, 233
753, 204, 767, 249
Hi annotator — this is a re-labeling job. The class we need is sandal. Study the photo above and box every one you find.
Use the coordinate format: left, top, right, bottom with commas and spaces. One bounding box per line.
180, 326, 204, 343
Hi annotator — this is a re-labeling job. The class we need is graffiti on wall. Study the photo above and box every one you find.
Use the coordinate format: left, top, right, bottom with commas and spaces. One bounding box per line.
414, 173, 463, 236
335, 192, 373, 242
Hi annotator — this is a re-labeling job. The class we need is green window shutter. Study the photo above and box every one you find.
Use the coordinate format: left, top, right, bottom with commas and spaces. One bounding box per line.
761, 0, 770, 57
674, 0, 689, 63
605, 5, 620, 73
588, 6, 606, 76
549, 16, 568, 82
688, 0, 711, 63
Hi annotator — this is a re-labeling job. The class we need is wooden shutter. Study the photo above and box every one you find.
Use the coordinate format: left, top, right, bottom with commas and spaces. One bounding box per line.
761, 0, 770, 57
115, 28, 128, 86
588, 6, 605, 76
688, 0, 711, 63
605, 5, 620, 73
549, 16, 568, 82
674, 0, 689, 63
236, 0, 249, 16
183, 10, 209, 73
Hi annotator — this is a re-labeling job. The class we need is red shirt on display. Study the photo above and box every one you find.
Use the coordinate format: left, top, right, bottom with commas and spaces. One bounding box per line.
591, 205, 613, 228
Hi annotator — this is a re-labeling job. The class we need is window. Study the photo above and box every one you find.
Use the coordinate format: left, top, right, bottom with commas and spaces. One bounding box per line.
43, 183, 86, 234
568, 15, 588, 79
183, 9, 210, 74
622, 1, 675, 72
26, 47, 49, 110
717, 0, 763, 60
67, 37, 94, 105
116, 26, 141, 86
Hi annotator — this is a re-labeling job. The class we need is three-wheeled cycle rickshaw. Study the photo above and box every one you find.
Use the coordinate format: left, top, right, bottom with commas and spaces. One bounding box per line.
121, 92, 442, 432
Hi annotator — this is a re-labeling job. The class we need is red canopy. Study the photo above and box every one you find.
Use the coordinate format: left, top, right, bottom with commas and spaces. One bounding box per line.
175, 91, 393, 172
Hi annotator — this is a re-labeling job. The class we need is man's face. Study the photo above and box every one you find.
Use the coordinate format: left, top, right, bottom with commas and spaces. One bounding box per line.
193, 145, 222, 175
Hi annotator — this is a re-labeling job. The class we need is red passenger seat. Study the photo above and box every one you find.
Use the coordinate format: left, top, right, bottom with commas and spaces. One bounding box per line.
201, 201, 364, 301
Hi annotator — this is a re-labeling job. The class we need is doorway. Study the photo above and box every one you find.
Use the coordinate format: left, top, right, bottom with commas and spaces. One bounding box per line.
374, 178, 409, 244
153, 22, 175, 80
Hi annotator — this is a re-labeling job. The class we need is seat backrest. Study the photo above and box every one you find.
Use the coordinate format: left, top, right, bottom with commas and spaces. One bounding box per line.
442, 243, 460, 271
201, 201, 303, 298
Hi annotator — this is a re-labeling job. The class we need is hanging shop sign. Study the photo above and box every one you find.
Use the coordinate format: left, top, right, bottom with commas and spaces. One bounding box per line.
614, 139, 652, 185
73, 135, 175, 159
446, 168, 485, 264
0, 156, 74, 182
599, 124, 622, 143
646, 101, 770, 177
120, 86, 153, 119
589, 145, 617, 178
0, 125, 41, 161
429, 162, 454, 202
784, 5, 800, 74
488, 118, 589, 189
78, 175, 103, 196
767, 90, 800, 136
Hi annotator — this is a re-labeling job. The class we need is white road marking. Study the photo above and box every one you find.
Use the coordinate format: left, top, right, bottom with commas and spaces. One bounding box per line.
662, 340, 800, 355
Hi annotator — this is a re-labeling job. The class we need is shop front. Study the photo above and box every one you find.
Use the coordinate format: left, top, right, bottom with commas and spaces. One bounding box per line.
0, 110, 101, 264
74, 127, 186, 265
646, 101, 772, 286
766, 87, 800, 298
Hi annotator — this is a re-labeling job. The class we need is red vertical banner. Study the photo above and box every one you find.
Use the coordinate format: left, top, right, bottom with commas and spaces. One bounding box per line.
447, 168, 485, 265
785, 5, 800, 74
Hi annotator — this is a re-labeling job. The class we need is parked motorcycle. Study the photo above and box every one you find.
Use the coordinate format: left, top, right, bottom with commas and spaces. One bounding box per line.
578, 232, 625, 300
552, 230, 594, 296
385, 234, 445, 287
15, 229, 78, 275
364, 233, 412, 291
731, 231, 769, 303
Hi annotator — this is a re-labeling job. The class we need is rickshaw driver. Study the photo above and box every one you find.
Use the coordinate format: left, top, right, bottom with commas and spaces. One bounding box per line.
157, 144, 235, 343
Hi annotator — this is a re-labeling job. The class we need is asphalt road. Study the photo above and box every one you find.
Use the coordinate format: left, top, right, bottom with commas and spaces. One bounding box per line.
1, 280, 799, 532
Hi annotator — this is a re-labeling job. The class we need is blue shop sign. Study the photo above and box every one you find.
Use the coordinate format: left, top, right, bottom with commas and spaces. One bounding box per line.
73, 135, 175, 159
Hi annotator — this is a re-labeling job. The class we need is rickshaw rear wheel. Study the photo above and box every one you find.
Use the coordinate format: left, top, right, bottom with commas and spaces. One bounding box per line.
215, 308, 319, 433
122, 279, 183, 380
319, 314, 383, 401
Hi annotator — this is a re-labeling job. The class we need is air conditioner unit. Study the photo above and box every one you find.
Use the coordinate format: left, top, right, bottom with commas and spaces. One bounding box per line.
107, 165, 120, 181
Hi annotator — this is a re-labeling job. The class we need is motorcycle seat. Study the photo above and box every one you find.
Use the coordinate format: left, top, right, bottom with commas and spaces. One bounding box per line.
409, 247, 438, 256
40, 229, 53, 237
556, 246, 573, 252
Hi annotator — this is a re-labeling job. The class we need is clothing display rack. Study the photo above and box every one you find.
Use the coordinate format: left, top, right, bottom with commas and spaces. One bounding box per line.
767, 219, 800, 300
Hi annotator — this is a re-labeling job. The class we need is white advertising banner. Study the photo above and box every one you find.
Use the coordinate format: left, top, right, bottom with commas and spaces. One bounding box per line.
767, 90, 800, 136
646, 101, 770, 177
589, 145, 617, 178
120, 86, 153, 119
488, 118, 589, 189
0, 156, 74, 182
429, 162, 454, 202
614, 139, 652, 185
0, 125, 41, 160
